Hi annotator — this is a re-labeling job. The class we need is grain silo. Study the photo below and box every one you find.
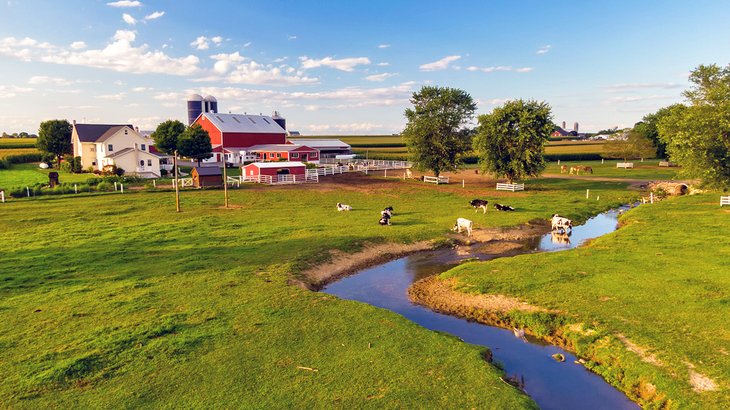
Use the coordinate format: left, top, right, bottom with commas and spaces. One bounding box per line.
271, 111, 286, 131
187, 94, 204, 125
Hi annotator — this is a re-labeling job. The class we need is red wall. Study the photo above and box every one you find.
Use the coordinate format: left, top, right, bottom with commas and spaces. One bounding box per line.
194, 117, 286, 148
243, 164, 305, 176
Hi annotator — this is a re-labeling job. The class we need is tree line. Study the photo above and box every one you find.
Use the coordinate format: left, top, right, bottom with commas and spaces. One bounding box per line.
402, 63, 730, 187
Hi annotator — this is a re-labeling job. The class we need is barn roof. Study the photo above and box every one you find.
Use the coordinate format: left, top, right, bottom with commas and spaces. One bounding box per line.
193, 166, 222, 176
286, 139, 350, 149
246, 144, 315, 152
198, 112, 286, 134
245, 161, 306, 169
74, 124, 134, 142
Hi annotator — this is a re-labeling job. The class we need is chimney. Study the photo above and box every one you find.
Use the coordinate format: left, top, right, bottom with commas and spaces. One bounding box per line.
135, 126, 139, 133
573, 122, 579, 132
73, 119, 76, 125
561, 121, 566, 129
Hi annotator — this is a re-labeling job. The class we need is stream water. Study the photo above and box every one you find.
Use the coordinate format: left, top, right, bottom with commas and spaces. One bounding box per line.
322, 207, 640, 410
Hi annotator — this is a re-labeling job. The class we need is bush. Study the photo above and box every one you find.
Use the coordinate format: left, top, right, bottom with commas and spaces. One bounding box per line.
86, 177, 101, 186
96, 182, 111, 192
160, 168, 168, 177
4, 153, 43, 164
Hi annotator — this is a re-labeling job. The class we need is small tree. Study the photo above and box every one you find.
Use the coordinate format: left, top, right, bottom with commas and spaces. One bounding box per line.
402, 86, 476, 176
474, 99, 553, 183
151, 120, 186, 212
37, 119, 72, 168
603, 130, 657, 162
178, 124, 213, 166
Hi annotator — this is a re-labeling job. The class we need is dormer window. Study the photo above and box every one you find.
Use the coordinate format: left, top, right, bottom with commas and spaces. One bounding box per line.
141, 144, 146, 151
124, 129, 128, 135
108, 144, 113, 151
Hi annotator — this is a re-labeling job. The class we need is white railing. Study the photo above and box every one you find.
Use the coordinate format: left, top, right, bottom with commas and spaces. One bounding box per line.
172, 178, 193, 187
617, 162, 634, 168
496, 183, 525, 192
721, 196, 730, 206
227, 176, 242, 187
240, 173, 318, 185
319, 158, 411, 170
316, 166, 349, 176
423, 176, 449, 184
658, 161, 677, 167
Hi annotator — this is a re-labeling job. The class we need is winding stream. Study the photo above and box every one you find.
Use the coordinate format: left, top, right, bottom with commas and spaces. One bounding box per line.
322, 207, 640, 410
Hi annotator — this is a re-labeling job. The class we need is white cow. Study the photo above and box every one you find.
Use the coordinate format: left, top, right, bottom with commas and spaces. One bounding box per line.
336, 202, 352, 211
452, 217, 473, 236
551, 214, 573, 233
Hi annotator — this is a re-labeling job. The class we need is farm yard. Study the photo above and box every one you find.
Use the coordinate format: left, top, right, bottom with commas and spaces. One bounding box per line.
0, 166, 727, 408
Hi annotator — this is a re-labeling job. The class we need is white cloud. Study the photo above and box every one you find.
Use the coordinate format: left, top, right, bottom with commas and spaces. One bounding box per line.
419, 55, 461, 71
190, 36, 209, 50
476, 98, 509, 106
243, 41, 252, 47
0, 85, 33, 98
127, 115, 165, 130
211, 36, 223, 44
28, 76, 73, 86
299, 56, 371, 72
602, 83, 683, 91
107, 0, 141, 7
606, 95, 676, 104
122, 13, 137, 25
287, 35, 297, 40
378, 44, 390, 49
132, 86, 152, 92
144, 11, 164, 20
194, 52, 319, 85
0, 31, 201, 76
210, 51, 246, 74
466, 65, 533, 73
303, 123, 387, 133
365, 73, 397, 82
96, 92, 126, 100
377, 62, 390, 67
536, 45, 552, 55
273, 57, 287, 63
70, 41, 87, 50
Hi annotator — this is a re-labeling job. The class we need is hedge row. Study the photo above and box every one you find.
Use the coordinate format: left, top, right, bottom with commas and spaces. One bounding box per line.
0, 153, 44, 169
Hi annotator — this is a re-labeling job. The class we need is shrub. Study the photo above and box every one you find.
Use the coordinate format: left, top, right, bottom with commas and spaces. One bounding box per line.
86, 177, 101, 186
4, 153, 43, 164
160, 168, 168, 177
96, 182, 111, 192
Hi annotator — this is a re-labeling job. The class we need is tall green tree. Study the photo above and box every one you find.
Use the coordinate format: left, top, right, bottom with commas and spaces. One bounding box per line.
633, 105, 683, 159
401, 86, 476, 176
474, 99, 553, 183
178, 124, 213, 166
657, 64, 730, 187
37, 119, 72, 168
602, 130, 657, 162
151, 120, 186, 212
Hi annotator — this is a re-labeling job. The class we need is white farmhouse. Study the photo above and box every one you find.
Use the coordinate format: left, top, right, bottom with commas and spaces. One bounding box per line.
71, 122, 169, 178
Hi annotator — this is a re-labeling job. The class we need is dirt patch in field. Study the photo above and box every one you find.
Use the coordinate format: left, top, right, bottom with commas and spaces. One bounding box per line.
475, 241, 526, 254
409, 277, 545, 319
616, 334, 663, 367
297, 241, 434, 290
684, 361, 719, 393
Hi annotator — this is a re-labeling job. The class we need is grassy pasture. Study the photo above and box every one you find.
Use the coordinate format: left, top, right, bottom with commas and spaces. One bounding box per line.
545, 160, 680, 180
0, 176, 636, 408
439, 194, 730, 408
0, 163, 93, 190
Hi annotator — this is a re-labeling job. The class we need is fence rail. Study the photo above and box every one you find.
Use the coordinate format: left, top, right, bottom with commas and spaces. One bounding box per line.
496, 183, 525, 192
616, 162, 634, 169
172, 178, 193, 188
423, 176, 449, 184
721, 196, 730, 206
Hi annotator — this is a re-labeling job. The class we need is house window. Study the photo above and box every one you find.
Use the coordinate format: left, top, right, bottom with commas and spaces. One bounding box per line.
140, 160, 145, 167
291, 153, 299, 158
108, 144, 113, 151
89, 147, 95, 152
141, 144, 146, 151
92, 161, 97, 166
147, 159, 152, 166
249, 170, 254, 176
124, 129, 128, 135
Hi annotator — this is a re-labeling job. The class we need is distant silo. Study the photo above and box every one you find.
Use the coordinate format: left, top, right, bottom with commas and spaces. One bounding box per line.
573, 122, 579, 132
204, 95, 218, 114
562, 121, 566, 129
187, 94, 204, 125
272, 111, 286, 131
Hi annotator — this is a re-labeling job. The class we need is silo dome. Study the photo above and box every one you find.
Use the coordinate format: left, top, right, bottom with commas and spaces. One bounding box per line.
203, 95, 217, 102
203, 95, 218, 114
187, 93, 204, 101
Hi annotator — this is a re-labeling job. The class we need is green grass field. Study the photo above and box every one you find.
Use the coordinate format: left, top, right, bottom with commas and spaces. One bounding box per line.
545, 160, 680, 180
0, 176, 638, 408
0, 138, 37, 149
0, 148, 40, 159
0, 163, 94, 190
438, 194, 729, 408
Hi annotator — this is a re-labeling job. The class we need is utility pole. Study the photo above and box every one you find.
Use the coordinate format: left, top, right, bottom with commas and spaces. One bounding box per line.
222, 135, 229, 208
174, 150, 181, 212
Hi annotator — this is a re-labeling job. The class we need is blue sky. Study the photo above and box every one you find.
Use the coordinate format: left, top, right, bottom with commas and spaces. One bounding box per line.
1, 0, 729, 134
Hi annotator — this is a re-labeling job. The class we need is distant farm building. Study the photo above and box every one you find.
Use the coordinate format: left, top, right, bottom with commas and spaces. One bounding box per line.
71, 122, 169, 178
191, 166, 223, 188
287, 139, 351, 157
243, 161, 306, 178
245, 144, 319, 162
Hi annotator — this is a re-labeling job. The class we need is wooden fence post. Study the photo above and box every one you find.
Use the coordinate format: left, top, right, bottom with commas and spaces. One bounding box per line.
74, 184, 78, 194
121, 184, 124, 193
1, 191, 4, 203
586, 189, 590, 199
26, 186, 30, 197
114, 181, 118, 191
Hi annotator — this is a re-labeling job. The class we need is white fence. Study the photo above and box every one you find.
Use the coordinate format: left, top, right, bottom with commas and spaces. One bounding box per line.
231, 170, 319, 185
423, 176, 449, 184
496, 183, 525, 192
172, 178, 193, 188
617, 162, 634, 168
320, 158, 411, 170
658, 161, 677, 167
721, 196, 730, 206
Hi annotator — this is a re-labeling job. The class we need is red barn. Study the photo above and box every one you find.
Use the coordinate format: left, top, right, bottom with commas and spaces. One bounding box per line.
193, 112, 286, 149
246, 144, 319, 162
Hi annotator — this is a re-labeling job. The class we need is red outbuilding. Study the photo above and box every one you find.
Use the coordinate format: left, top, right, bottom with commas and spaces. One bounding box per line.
246, 144, 319, 162
242, 161, 307, 178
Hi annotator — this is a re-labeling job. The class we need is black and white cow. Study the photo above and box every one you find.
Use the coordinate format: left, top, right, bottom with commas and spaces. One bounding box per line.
494, 203, 515, 211
469, 199, 489, 214
551, 214, 573, 233
336, 202, 352, 211
379, 213, 391, 225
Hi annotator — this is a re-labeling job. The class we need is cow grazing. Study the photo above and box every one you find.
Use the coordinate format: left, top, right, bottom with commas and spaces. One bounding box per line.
560, 165, 568, 174
336, 202, 352, 211
551, 214, 573, 233
452, 217, 473, 236
582, 166, 593, 174
469, 199, 489, 214
494, 203, 515, 211
381, 206, 394, 218
569, 166, 581, 175
379, 213, 391, 226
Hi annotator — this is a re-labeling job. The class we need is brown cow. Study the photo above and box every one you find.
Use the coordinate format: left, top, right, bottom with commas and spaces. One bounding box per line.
569, 166, 581, 175
582, 166, 593, 174
560, 165, 568, 173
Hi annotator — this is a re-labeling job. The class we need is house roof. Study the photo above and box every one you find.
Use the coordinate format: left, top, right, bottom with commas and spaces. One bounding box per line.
245, 161, 306, 169
74, 124, 133, 143
245, 144, 315, 152
193, 166, 222, 176
286, 139, 350, 149
198, 112, 286, 134
105, 147, 159, 159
